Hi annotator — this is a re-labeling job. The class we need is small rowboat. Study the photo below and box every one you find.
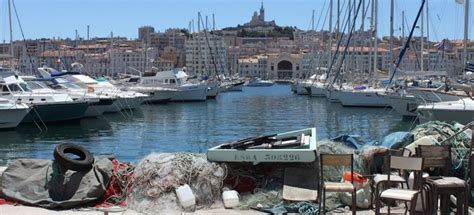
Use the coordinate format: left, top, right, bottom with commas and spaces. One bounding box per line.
207, 128, 317, 163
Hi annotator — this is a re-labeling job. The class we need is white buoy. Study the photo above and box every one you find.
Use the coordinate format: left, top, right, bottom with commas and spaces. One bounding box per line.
175, 184, 196, 208
222, 190, 240, 208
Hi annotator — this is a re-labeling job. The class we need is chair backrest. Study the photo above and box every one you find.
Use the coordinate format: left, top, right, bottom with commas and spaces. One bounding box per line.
320, 154, 354, 183
389, 156, 424, 190
320, 154, 353, 167
416, 145, 451, 175
390, 156, 423, 171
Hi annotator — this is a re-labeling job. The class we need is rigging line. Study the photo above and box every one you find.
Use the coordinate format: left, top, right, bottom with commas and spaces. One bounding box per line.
322, 0, 353, 86
331, 0, 363, 86
314, 0, 328, 32
307, 2, 335, 82
387, 0, 426, 86
199, 17, 220, 82
11, 0, 35, 74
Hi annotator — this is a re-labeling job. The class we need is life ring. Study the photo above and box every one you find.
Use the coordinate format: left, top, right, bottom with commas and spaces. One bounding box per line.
87, 86, 95, 93
54, 144, 94, 172
342, 171, 367, 183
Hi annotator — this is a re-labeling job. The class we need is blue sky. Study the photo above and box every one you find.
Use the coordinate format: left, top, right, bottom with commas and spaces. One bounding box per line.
0, 0, 470, 42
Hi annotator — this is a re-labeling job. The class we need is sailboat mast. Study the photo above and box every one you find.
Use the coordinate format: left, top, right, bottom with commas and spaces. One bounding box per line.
389, 0, 394, 77
8, 0, 14, 70
337, 0, 340, 34
426, 0, 430, 71
464, 0, 469, 66
420, 0, 424, 72
328, 0, 333, 70
373, 0, 378, 84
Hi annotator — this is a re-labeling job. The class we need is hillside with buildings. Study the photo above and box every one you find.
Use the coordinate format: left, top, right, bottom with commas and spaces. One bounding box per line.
0, 2, 472, 80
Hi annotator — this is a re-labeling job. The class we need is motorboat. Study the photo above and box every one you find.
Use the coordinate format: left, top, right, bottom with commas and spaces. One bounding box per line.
94, 78, 148, 111
0, 98, 30, 129
29, 73, 115, 118
129, 86, 177, 104
207, 128, 317, 163
0, 73, 88, 123
61, 74, 146, 112
139, 69, 208, 102
417, 98, 474, 124
247, 78, 274, 87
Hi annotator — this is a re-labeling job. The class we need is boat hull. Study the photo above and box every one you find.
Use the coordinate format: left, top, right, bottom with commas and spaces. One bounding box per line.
384, 94, 418, 117
22, 102, 88, 123
206, 82, 219, 98
295, 84, 309, 95
83, 98, 115, 117
417, 107, 474, 124
172, 85, 208, 102
325, 89, 342, 103
103, 99, 124, 113
307, 85, 326, 97
0, 107, 30, 129
207, 128, 317, 163
339, 91, 389, 108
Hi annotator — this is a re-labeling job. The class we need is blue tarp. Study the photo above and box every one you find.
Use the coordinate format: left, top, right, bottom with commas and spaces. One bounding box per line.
331, 135, 365, 150
371, 131, 414, 149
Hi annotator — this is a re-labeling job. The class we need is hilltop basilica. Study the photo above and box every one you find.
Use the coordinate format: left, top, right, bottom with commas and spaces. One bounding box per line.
243, 1, 276, 28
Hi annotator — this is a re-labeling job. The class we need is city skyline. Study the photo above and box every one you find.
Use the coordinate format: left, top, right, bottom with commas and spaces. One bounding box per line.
0, 0, 471, 42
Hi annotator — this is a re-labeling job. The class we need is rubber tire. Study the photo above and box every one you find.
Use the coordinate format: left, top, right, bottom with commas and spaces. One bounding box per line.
54, 144, 94, 172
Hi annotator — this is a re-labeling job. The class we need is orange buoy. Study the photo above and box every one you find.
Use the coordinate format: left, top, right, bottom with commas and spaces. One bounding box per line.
343, 171, 367, 183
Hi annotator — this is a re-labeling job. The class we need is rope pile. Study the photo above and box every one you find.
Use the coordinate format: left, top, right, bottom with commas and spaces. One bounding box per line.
128, 153, 227, 213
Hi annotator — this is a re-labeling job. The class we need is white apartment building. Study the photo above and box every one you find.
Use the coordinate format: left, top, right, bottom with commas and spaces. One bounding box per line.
109, 49, 148, 76
238, 56, 268, 78
185, 32, 228, 77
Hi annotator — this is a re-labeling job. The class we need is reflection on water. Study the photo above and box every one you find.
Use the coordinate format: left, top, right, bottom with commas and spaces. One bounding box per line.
0, 85, 411, 164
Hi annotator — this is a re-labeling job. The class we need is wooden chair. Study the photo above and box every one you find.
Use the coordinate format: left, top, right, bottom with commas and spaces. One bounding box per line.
375, 156, 425, 215
319, 154, 356, 215
417, 145, 468, 215
370, 149, 411, 209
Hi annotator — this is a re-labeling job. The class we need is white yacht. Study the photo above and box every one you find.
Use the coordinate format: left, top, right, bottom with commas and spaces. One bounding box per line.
417, 98, 474, 124
0, 73, 88, 123
129, 86, 177, 104
63, 74, 147, 112
29, 75, 114, 118
139, 70, 208, 102
0, 98, 30, 129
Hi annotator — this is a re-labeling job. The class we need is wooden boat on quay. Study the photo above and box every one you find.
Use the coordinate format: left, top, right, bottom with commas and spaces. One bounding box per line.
207, 128, 316, 163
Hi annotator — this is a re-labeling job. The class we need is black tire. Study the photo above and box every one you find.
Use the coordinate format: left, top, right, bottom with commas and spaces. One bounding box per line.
54, 144, 94, 172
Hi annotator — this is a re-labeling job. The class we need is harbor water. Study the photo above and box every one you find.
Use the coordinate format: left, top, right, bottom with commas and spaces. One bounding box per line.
0, 84, 411, 164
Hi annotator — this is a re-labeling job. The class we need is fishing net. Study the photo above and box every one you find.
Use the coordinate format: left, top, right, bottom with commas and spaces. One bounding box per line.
410, 121, 472, 177
316, 140, 367, 181
128, 153, 227, 213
